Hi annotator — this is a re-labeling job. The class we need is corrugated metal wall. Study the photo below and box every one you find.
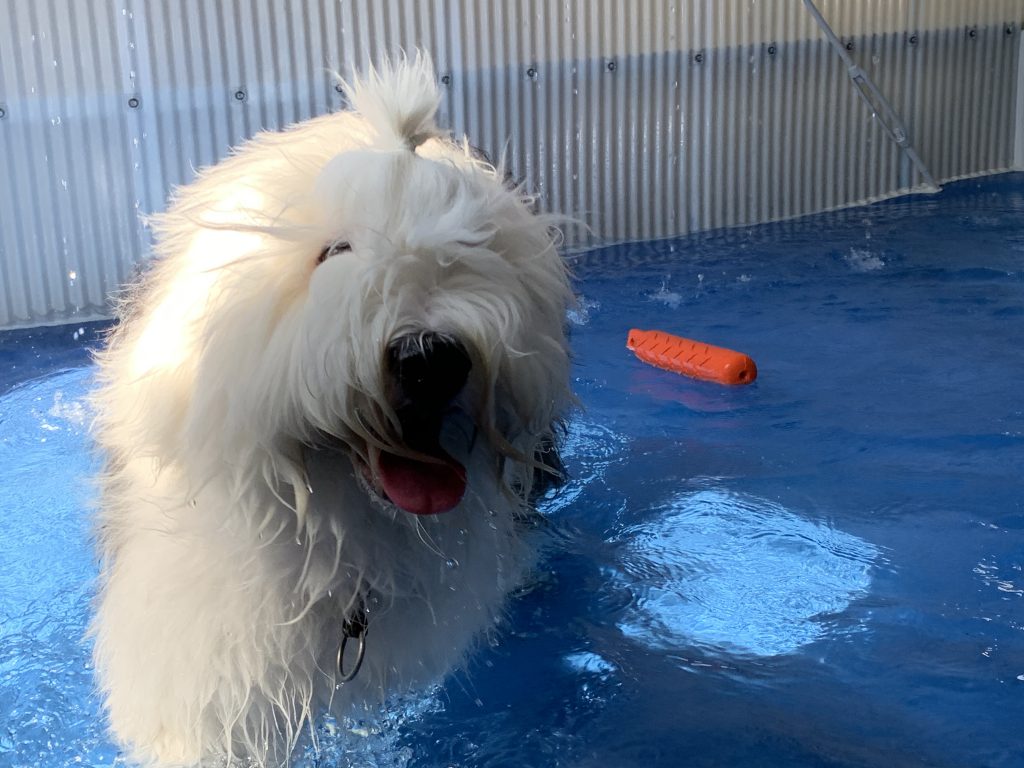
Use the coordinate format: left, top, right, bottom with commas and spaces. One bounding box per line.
1, 0, 1022, 329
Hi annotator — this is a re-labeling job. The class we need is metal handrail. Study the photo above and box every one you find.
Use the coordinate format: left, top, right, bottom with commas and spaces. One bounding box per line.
802, 0, 940, 193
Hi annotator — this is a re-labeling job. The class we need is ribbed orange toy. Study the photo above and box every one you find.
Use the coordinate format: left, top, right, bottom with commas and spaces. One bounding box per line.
627, 329, 758, 385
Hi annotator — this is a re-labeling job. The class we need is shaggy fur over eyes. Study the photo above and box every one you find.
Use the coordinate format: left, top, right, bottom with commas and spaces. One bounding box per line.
89, 52, 573, 766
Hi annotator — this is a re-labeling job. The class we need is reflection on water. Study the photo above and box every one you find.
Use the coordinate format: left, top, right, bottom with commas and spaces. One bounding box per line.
612, 489, 879, 658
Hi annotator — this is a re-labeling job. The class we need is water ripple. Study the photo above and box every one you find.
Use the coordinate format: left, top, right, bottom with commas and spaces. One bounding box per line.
610, 489, 879, 658
538, 419, 628, 515
0, 368, 112, 766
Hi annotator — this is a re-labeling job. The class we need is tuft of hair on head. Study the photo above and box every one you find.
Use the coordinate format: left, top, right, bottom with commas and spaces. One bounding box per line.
338, 50, 443, 152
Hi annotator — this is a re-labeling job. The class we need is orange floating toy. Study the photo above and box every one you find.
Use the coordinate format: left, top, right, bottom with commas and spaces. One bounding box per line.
627, 329, 757, 385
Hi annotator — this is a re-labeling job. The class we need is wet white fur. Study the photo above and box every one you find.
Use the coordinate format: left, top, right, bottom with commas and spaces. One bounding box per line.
90, 53, 572, 766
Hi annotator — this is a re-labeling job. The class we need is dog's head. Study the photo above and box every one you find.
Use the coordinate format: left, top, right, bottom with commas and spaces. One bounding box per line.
113, 53, 572, 521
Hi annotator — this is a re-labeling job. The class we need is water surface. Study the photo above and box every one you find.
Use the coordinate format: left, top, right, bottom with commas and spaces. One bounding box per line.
2, 174, 1023, 767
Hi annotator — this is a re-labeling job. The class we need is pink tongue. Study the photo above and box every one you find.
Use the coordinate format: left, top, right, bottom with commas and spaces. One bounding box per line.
378, 450, 467, 515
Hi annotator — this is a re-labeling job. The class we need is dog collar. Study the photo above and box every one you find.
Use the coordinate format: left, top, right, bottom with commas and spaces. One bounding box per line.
336, 595, 368, 683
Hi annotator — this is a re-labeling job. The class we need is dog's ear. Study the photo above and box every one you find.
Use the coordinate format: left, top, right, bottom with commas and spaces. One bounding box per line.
529, 430, 566, 501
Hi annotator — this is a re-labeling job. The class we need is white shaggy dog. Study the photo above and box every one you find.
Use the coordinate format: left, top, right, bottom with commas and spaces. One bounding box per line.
90, 54, 572, 766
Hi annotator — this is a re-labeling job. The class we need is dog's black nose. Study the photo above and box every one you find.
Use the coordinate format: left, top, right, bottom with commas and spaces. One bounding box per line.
386, 332, 472, 411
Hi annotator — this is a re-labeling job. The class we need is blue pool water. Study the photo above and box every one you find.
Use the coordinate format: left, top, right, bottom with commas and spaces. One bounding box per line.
2, 174, 1023, 768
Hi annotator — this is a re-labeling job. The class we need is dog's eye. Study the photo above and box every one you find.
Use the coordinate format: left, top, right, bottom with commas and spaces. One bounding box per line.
317, 241, 352, 264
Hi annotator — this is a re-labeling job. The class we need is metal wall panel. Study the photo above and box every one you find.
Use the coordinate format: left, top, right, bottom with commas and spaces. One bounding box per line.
1018, 31, 1024, 168
0, 0, 141, 327
0, 0, 1022, 328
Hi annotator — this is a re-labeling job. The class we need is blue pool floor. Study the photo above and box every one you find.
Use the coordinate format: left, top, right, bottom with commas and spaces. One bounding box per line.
1, 173, 1023, 767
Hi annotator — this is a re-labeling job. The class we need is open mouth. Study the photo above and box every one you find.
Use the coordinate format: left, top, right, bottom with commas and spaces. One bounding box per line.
363, 444, 467, 515
357, 329, 474, 516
